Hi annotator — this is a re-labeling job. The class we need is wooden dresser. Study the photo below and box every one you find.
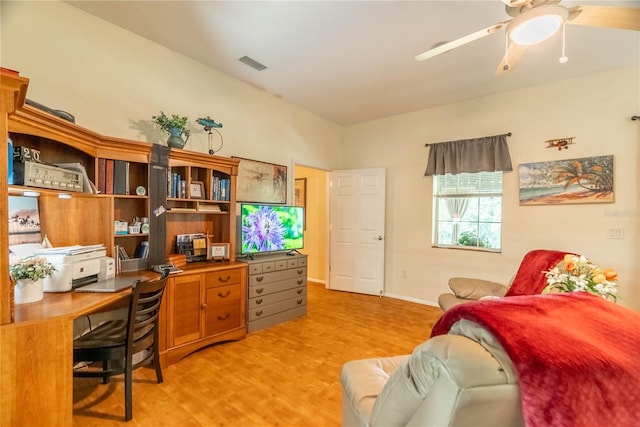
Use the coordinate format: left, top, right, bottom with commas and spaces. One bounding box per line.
243, 253, 307, 333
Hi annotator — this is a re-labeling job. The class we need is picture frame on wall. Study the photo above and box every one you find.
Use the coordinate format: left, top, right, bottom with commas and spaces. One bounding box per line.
233, 157, 287, 204
518, 155, 614, 205
294, 178, 307, 230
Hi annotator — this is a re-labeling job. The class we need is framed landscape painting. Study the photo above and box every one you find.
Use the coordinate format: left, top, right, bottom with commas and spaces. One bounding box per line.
8, 196, 42, 245
518, 155, 614, 205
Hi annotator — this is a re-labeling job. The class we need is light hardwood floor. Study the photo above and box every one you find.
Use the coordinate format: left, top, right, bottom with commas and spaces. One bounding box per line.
73, 282, 443, 426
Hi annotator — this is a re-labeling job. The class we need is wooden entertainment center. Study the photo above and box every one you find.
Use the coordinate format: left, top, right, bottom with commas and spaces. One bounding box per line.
0, 69, 246, 424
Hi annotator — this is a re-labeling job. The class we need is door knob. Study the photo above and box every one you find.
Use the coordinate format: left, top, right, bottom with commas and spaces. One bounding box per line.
374, 236, 384, 241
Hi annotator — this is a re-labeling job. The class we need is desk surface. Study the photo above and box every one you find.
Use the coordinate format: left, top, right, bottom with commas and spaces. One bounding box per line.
11, 289, 130, 326
9, 271, 158, 327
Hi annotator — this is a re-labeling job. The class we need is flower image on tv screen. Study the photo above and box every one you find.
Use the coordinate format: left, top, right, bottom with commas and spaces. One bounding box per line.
240, 204, 304, 255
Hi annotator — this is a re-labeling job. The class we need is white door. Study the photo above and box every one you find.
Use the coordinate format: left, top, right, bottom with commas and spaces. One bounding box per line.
329, 168, 385, 296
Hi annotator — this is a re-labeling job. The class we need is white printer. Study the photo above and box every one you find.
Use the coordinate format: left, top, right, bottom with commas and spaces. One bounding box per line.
36, 246, 114, 292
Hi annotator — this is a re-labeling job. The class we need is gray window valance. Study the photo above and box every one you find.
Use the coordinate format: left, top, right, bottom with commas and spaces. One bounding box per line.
424, 133, 513, 176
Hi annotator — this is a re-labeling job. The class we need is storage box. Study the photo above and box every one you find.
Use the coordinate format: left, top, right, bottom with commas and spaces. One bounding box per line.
120, 258, 149, 272
115, 220, 128, 235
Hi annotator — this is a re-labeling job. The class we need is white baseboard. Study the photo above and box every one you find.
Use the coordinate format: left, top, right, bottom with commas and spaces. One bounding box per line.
311, 280, 439, 308
383, 292, 439, 308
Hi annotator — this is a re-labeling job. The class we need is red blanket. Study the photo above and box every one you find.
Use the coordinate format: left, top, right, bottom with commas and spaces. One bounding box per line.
504, 249, 567, 296
431, 292, 640, 427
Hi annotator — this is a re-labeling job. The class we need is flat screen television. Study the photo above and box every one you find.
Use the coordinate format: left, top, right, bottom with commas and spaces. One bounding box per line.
239, 204, 304, 255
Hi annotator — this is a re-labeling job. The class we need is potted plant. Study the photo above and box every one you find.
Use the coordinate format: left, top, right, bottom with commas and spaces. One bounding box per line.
10, 256, 56, 304
152, 111, 190, 149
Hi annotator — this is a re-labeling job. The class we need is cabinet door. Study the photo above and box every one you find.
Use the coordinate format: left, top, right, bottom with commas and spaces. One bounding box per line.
168, 274, 204, 346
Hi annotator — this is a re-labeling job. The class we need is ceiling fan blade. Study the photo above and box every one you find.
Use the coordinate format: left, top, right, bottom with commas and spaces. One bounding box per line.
496, 42, 526, 75
567, 5, 640, 31
415, 22, 507, 61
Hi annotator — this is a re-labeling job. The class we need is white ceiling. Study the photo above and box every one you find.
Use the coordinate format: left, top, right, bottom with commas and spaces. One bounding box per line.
66, 1, 639, 125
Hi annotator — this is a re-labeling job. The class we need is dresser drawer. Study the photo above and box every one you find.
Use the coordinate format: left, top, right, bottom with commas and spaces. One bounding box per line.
248, 264, 263, 275
248, 277, 307, 298
205, 303, 242, 336
249, 267, 307, 286
207, 283, 242, 304
248, 295, 307, 321
205, 268, 242, 288
247, 286, 306, 310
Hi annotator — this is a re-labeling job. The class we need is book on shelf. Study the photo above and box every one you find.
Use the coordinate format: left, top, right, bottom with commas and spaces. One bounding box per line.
116, 245, 129, 260
168, 171, 186, 198
113, 160, 128, 195
210, 174, 231, 201
133, 241, 149, 258
105, 159, 114, 194
97, 158, 106, 193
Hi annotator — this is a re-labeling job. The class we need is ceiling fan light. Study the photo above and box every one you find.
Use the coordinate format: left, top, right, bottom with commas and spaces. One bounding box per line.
507, 5, 568, 46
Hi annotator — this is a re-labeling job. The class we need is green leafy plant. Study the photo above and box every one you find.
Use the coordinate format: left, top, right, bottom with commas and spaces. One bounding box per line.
152, 111, 190, 137
457, 231, 489, 248
9, 256, 56, 281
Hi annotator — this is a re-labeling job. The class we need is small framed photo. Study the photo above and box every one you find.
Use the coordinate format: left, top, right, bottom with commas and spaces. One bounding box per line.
208, 243, 230, 261
190, 181, 205, 199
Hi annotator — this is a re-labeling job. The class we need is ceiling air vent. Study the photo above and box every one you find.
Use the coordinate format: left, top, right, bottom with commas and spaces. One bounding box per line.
238, 56, 267, 71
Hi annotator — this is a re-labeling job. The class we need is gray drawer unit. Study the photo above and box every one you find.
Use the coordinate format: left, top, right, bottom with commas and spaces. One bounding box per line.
242, 253, 308, 333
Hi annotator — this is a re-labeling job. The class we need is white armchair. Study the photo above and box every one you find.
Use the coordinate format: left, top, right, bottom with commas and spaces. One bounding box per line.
340, 320, 523, 427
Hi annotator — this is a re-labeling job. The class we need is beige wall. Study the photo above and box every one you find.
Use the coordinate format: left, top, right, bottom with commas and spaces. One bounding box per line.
294, 166, 328, 283
2, 1, 638, 310
342, 67, 639, 310
0, 1, 344, 189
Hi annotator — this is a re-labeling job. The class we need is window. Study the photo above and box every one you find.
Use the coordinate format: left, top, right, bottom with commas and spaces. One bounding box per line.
433, 171, 502, 251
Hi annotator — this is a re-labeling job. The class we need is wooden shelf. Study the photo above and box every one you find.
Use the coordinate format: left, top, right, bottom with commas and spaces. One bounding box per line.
1, 69, 243, 425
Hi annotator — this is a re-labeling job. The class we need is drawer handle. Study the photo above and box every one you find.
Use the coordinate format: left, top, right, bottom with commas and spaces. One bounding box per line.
296, 298, 303, 305
296, 288, 303, 294
201, 303, 207, 310
256, 276, 264, 282
297, 279, 303, 285
255, 310, 263, 317
297, 269, 304, 275
218, 290, 231, 298
256, 287, 264, 294
217, 313, 230, 321
218, 275, 231, 283
255, 298, 263, 305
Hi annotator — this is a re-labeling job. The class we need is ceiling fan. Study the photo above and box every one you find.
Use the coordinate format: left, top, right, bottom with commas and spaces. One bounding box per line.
415, 0, 640, 73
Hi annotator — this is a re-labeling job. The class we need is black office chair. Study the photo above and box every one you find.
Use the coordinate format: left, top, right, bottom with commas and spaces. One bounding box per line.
73, 270, 169, 421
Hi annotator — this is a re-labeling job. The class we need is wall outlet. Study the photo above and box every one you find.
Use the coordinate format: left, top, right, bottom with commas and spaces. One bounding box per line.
607, 226, 624, 240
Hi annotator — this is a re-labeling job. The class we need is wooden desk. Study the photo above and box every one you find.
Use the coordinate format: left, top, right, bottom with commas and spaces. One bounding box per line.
1, 289, 131, 426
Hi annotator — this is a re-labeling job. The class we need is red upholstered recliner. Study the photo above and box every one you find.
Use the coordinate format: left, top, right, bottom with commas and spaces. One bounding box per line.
438, 249, 570, 311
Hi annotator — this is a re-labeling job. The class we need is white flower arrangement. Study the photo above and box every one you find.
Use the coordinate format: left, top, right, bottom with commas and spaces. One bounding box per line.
543, 254, 618, 301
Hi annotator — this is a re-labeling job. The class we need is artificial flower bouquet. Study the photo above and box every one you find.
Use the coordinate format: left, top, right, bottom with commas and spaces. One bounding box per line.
543, 254, 618, 301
